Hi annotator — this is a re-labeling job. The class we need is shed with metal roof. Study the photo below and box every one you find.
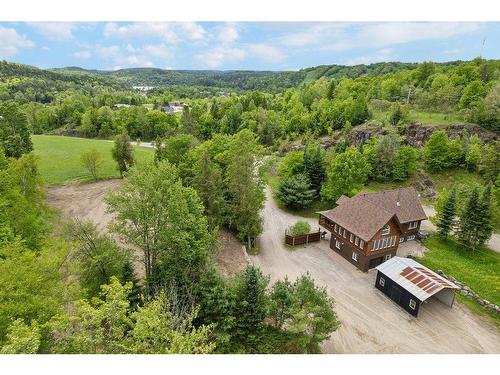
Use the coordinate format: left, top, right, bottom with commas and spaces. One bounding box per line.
374, 257, 459, 317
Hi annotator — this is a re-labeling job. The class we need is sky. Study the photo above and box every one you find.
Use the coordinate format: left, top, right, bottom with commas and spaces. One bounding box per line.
0, 22, 499, 71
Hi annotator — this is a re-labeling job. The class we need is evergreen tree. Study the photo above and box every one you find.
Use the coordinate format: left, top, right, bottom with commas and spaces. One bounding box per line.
457, 187, 482, 250
476, 184, 493, 246
276, 174, 316, 210
304, 145, 325, 195
437, 187, 457, 238
122, 261, 142, 309
191, 150, 225, 229
230, 266, 269, 351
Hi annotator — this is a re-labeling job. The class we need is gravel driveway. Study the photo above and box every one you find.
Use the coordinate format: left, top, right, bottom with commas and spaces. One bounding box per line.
251, 187, 500, 353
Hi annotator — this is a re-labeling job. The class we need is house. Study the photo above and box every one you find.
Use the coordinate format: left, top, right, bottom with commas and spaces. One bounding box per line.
375, 257, 459, 317
318, 187, 427, 272
112, 103, 131, 110
160, 101, 187, 114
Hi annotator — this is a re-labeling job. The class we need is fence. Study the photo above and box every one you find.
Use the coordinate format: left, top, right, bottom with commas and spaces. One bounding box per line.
285, 228, 322, 246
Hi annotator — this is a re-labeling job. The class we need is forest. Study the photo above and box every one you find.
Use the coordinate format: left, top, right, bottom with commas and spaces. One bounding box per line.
0, 57, 499, 353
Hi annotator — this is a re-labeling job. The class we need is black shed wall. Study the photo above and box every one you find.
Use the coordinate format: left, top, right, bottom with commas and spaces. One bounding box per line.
375, 271, 422, 317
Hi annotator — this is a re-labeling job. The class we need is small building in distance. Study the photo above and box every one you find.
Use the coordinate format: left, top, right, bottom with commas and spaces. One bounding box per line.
132, 85, 155, 92
375, 257, 459, 317
112, 103, 131, 110
318, 187, 427, 272
161, 101, 187, 114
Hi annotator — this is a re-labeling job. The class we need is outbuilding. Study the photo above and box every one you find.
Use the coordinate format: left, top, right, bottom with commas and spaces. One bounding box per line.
374, 257, 459, 317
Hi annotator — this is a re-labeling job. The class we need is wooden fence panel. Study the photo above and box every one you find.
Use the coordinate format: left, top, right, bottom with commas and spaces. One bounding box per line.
285, 229, 322, 246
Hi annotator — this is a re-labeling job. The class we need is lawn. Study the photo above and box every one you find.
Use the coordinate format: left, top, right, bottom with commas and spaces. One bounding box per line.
419, 235, 500, 323
32, 135, 155, 185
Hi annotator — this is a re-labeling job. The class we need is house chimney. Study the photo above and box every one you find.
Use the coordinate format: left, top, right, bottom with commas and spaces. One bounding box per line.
396, 188, 401, 207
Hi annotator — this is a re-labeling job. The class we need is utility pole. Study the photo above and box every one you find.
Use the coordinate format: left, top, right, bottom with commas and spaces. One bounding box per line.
406, 87, 412, 104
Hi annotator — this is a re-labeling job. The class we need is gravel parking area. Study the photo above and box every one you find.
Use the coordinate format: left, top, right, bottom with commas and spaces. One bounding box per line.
251, 187, 500, 353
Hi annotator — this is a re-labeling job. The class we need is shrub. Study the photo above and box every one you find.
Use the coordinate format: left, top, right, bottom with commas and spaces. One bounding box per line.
287, 221, 311, 236
80, 149, 102, 181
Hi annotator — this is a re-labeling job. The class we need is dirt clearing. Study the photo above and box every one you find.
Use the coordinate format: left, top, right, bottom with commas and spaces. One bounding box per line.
46, 179, 247, 279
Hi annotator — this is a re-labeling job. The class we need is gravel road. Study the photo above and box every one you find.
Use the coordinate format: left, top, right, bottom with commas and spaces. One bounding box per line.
251, 187, 500, 353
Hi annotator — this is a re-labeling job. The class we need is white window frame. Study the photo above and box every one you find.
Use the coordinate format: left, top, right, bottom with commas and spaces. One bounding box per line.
335, 240, 341, 249
343, 228, 346, 238
360, 240, 364, 248
381, 238, 387, 249
381, 225, 390, 236
334, 223, 338, 233
350, 233, 354, 243
384, 254, 392, 261
352, 252, 358, 262
379, 277, 385, 287
372, 239, 378, 251
408, 221, 418, 230
409, 299, 417, 310
355, 237, 359, 246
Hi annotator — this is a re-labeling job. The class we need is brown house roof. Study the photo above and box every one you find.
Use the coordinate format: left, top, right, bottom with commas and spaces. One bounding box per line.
358, 187, 427, 224
318, 187, 427, 242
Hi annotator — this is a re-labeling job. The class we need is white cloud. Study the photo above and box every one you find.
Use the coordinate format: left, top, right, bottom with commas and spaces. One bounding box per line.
29, 22, 76, 41
141, 44, 172, 60
345, 48, 396, 65
103, 22, 206, 44
73, 50, 92, 59
217, 23, 239, 44
280, 22, 479, 52
95, 44, 121, 60
0, 26, 34, 57
330, 22, 480, 51
196, 46, 246, 69
247, 43, 285, 63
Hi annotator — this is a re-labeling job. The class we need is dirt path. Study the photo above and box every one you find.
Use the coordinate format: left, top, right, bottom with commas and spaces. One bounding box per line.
251, 187, 500, 353
422, 205, 500, 253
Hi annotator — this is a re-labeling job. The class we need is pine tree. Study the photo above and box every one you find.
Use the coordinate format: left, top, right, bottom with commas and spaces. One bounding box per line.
457, 187, 482, 250
191, 150, 225, 229
437, 187, 457, 238
231, 266, 269, 350
304, 145, 325, 196
122, 260, 143, 308
276, 174, 316, 209
476, 183, 493, 246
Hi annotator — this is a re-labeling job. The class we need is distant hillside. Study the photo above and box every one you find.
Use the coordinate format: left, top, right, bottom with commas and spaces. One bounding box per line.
53, 61, 470, 92
0, 60, 127, 103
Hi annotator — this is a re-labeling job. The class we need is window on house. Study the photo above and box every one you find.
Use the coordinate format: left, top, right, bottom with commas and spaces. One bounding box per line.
352, 252, 358, 262
350, 233, 354, 243
372, 239, 378, 251
335, 240, 341, 249
334, 223, 338, 233
408, 221, 418, 230
379, 277, 385, 287
360, 240, 364, 248
384, 254, 391, 261
355, 237, 359, 246
408, 235, 416, 241
381, 225, 390, 235
343, 228, 346, 238
381, 238, 387, 249
409, 299, 417, 310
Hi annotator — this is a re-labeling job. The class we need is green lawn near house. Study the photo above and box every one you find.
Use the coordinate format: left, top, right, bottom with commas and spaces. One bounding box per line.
32, 135, 155, 185
419, 235, 500, 324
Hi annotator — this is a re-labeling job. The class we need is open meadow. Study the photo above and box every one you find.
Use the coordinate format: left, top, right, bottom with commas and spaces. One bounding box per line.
32, 135, 155, 185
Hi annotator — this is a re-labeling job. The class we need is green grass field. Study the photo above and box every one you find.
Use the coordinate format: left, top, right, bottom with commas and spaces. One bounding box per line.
419, 235, 500, 324
32, 135, 155, 185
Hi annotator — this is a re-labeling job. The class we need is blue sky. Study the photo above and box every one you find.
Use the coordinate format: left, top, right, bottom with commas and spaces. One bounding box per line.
0, 22, 499, 71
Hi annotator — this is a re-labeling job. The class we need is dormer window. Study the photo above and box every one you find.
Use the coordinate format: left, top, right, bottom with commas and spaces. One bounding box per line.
381, 225, 390, 235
